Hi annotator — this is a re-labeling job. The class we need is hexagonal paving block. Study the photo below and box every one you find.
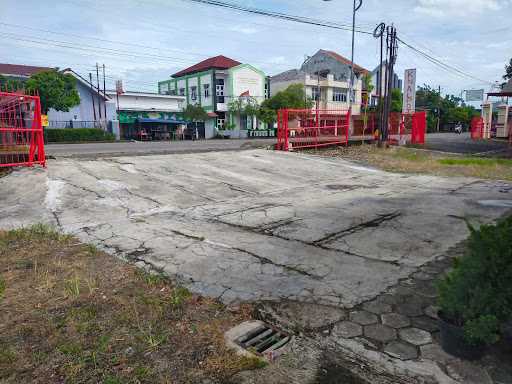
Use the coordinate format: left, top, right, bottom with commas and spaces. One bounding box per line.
424, 305, 440, 319
362, 300, 392, 315
411, 316, 439, 332
349, 310, 378, 325
381, 313, 411, 329
384, 341, 418, 360
420, 343, 456, 365
332, 321, 363, 339
396, 301, 424, 317
399, 327, 432, 346
364, 324, 397, 343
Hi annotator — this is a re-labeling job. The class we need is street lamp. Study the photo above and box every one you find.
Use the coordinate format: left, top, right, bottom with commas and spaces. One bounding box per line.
323, 0, 363, 107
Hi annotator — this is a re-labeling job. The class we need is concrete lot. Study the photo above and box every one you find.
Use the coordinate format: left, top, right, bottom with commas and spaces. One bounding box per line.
423, 132, 512, 156
2, 149, 511, 309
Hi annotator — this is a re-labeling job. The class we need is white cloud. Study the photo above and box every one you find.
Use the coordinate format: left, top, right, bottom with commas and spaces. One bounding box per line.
229, 25, 258, 35
414, 0, 508, 17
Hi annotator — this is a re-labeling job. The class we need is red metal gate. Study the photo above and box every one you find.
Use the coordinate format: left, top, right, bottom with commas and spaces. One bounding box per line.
0, 91, 45, 168
388, 111, 426, 145
471, 116, 484, 140
277, 108, 350, 151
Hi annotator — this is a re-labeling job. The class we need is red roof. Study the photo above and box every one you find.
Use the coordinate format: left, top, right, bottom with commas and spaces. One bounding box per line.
172, 55, 241, 78
319, 50, 369, 75
0, 63, 53, 77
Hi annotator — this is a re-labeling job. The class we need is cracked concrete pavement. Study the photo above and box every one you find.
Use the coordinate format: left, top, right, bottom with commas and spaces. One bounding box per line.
1, 149, 511, 309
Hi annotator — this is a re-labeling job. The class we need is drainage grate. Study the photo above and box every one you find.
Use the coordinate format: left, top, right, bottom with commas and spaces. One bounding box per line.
236, 323, 291, 357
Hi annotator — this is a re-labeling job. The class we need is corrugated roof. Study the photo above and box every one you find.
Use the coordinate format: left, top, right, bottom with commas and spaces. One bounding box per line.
318, 50, 369, 75
0, 63, 53, 77
172, 55, 241, 78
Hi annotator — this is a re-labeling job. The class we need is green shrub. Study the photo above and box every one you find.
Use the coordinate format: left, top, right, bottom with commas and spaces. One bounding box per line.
44, 128, 115, 143
437, 216, 512, 345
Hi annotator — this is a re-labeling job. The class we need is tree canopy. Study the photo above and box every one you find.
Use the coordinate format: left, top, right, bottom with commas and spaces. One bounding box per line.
182, 104, 208, 122
257, 83, 313, 124
504, 58, 512, 82
416, 84, 478, 132
25, 70, 80, 114
0, 75, 23, 92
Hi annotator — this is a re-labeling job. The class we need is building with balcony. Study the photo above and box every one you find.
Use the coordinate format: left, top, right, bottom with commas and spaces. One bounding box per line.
269, 49, 370, 116
158, 55, 267, 138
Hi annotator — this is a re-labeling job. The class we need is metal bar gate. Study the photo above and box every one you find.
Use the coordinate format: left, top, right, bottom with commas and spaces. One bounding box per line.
0, 91, 45, 168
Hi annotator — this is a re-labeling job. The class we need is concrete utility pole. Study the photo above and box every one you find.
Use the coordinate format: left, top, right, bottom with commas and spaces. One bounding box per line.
96, 63, 102, 120
89, 72, 97, 122
437, 85, 441, 132
382, 25, 397, 144
322, 0, 363, 106
373, 22, 386, 142
103, 64, 107, 123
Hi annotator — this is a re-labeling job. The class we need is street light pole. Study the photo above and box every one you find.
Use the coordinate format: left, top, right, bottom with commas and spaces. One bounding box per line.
323, 0, 362, 116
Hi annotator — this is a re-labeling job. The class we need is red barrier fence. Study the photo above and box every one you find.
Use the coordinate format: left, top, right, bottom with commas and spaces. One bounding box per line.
277, 109, 350, 151
471, 116, 484, 140
277, 109, 426, 150
0, 91, 45, 168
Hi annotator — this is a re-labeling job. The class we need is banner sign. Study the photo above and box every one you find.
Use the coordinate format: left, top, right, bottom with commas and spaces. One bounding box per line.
403, 69, 417, 113
41, 114, 49, 127
465, 89, 484, 102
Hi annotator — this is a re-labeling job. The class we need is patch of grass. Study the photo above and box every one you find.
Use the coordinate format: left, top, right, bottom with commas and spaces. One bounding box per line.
0, 276, 5, 300
438, 157, 512, 166
0, 225, 254, 383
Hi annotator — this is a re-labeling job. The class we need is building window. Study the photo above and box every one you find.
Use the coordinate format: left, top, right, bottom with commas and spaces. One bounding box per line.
170, 89, 177, 96
312, 87, 320, 101
179, 88, 185, 96
216, 78, 225, 103
217, 118, 225, 129
204, 83, 210, 98
265, 82, 269, 99
190, 86, 197, 101
333, 88, 347, 102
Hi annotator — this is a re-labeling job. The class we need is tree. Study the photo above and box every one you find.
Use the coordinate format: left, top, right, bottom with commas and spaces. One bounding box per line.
182, 104, 208, 122
182, 104, 208, 139
25, 70, 80, 114
504, 58, 512, 81
0, 74, 23, 92
390, 88, 402, 112
258, 83, 313, 124
416, 84, 478, 132
362, 74, 374, 140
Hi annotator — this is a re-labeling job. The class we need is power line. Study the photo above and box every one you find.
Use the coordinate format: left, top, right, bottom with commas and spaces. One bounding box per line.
397, 37, 494, 85
181, 0, 373, 35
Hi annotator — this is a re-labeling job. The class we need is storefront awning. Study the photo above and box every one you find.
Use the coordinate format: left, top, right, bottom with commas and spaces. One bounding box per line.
207, 112, 218, 117
136, 118, 188, 124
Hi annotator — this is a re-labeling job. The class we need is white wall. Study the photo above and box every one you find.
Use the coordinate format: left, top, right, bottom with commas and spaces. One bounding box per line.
113, 93, 184, 112
230, 66, 265, 101
200, 73, 213, 108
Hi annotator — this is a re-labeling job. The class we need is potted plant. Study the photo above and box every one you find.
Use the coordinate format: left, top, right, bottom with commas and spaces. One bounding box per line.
437, 216, 512, 360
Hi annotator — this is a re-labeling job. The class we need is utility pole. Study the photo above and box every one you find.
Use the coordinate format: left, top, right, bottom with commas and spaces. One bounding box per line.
437, 85, 441, 132
102, 64, 107, 123
96, 63, 102, 121
382, 25, 398, 144
89, 72, 97, 122
373, 22, 386, 143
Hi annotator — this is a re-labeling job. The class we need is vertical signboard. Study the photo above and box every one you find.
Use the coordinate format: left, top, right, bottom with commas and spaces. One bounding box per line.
403, 69, 417, 114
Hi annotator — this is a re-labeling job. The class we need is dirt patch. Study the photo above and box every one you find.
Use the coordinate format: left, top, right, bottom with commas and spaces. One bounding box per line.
303, 144, 512, 181
0, 224, 262, 384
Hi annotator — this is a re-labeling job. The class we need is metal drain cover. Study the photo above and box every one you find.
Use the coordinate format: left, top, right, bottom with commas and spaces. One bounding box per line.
225, 320, 291, 361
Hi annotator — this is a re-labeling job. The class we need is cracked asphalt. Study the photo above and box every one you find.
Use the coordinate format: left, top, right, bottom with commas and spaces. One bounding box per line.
1, 149, 511, 308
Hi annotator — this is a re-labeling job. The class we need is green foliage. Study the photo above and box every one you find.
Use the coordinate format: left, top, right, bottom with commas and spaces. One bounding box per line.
438, 158, 512, 167
45, 128, 115, 143
25, 70, 80, 114
416, 84, 478, 132
0, 276, 5, 301
504, 58, 512, 81
0, 75, 23, 92
437, 216, 512, 345
182, 104, 208, 122
259, 83, 313, 123
390, 88, 402, 112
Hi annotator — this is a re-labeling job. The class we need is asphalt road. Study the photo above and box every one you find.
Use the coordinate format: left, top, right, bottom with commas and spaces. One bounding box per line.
421, 132, 512, 156
45, 138, 277, 158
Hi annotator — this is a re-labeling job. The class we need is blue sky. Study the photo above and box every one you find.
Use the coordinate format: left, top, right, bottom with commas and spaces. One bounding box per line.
1, 0, 511, 97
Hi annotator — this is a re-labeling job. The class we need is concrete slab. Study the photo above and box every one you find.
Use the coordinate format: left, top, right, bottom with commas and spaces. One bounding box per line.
1, 149, 511, 309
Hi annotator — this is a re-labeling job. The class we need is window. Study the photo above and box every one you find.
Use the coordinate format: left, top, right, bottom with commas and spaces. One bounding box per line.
179, 88, 185, 96
190, 86, 197, 101
204, 84, 210, 98
216, 112, 226, 129
170, 89, 177, 96
216, 78, 225, 103
312, 87, 320, 101
333, 88, 348, 102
